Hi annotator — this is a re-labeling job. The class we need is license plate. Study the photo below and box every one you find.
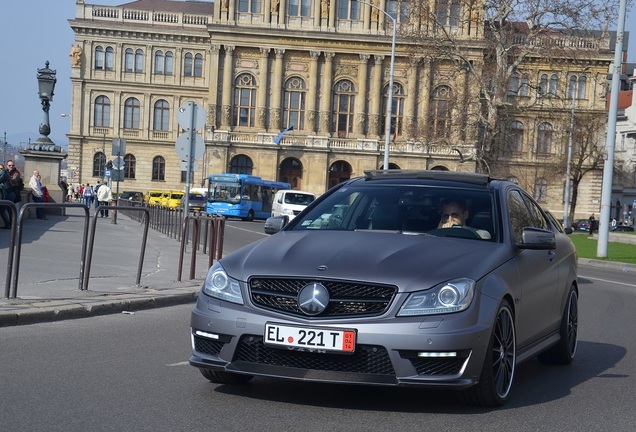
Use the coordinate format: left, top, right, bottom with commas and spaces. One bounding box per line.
264, 323, 356, 353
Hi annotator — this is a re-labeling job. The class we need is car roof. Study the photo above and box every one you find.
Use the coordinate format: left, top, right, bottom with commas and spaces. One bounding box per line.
357, 170, 513, 191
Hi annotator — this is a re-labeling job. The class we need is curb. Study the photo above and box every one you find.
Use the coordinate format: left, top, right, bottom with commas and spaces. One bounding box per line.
0, 289, 200, 328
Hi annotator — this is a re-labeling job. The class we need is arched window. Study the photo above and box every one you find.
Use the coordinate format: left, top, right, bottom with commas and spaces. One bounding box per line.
537, 122, 552, 154
430, 85, 452, 139
125, 48, 134, 72
577, 76, 587, 99
193, 53, 203, 77
539, 74, 548, 95
154, 50, 164, 74
382, 82, 405, 139
549, 73, 558, 97
279, 157, 303, 189
152, 156, 165, 181
123, 97, 141, 129
283, 77, 306, 130
233, 73, 257, 127
229, 155, 253, 175
332, 80, 356, 136
288, 0, 311, 16
569, 75, 588, 100
124, 154, 136, 179
105, 46, 114, 71
95, 46, 104, 70
534, 178, 548, 203
135, 49, 144, 72
93, 152, 106, 177
507, 121, 524, 153
153, 99, 170, 131
164, 51, 174, 75
328, 160, 353, 188
94, 96, 110, 127
436, 0, 461, 26
184, 52, 193, 77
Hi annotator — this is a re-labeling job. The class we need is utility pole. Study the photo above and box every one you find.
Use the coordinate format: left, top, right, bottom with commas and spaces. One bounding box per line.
2, 131, 6, 165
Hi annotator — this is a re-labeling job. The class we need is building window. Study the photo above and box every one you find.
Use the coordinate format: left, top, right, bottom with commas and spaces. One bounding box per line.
95, 46, 104, 70
381, 82, 405, 139
238, 0, 261, 13
153, 99, 170, 131
537, 122, 552, 154
152, 156, 165, 181
105, 46, 114, 71
93, 152, 106, 177
124, 48, 134, 72
184, 53, 193, 77
332, 80, 356, 137
338, 0, 360, 19
124, 154, 136, 179
534, 178, 548, 203
154, 50, 174, 75
94, 95, 110, 127
539, 73, 548, 95
193, 53, 203, 77
288, 0, 311, 16
229, 155, 254, 175
568, 75, 588, 100
430, 85, 452, 140
123, 97, 141, 129
233, 73, 257, 127
549, 73, 558, 97
508, 72, 529, 97
283, 77, 306, 130
387, 0, 409, 22
507, 121, 524, 153
436, 0, 460, 26
135, 49, 143, 72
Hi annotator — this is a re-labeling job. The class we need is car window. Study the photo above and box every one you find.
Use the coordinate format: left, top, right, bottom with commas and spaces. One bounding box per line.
521, 193, 549, 230
507, 190, 534, 243
292, 185, 496, 241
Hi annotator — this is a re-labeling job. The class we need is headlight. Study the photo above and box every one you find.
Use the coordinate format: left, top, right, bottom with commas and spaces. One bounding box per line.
283, 208, 294, 215
397, 278, 475, 316
202, 262, 243, 304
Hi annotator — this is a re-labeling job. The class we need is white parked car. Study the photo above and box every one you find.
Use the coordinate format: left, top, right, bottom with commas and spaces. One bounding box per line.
270, 190, 315, 221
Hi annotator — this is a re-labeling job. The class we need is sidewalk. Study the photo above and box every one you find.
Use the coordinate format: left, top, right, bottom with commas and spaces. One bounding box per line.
0, 207, 212, 327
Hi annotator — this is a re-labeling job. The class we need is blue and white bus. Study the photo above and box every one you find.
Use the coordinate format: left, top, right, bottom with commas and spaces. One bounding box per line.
206, 173, 291, 221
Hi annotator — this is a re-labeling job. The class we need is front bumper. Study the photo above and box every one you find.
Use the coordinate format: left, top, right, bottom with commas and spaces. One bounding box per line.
190, 293, 495, 389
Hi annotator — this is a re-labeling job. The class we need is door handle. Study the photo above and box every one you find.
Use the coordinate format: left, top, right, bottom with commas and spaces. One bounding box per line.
548, 250, 556, 261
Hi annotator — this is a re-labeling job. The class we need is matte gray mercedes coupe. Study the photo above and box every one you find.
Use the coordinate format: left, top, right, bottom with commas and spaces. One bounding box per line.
190, 170, 578, 406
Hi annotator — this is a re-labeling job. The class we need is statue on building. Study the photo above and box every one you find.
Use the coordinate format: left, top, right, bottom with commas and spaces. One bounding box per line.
221, 0, 229, 12
321, 0, 329, 18
271, 0, 280, 14
69, 43, 82, 68
371, 0, 379, 21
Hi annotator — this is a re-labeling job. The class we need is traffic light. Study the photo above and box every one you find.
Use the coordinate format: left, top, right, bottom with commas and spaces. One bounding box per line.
106, 160, 113, 170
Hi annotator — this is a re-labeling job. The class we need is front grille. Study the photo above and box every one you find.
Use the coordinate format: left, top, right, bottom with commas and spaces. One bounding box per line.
193, 335, 226, 356
234, 335, 395, 375
409, 357, 467, 376
249, 278, 396, 318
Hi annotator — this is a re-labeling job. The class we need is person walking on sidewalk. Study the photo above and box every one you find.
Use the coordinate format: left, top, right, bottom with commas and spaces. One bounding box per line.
29, 169, 48, 220
96, 181, 113, 217
83, 183, 94, 207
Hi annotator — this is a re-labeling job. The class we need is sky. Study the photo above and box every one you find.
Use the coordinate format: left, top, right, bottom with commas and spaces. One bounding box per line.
0, 0, 635, 151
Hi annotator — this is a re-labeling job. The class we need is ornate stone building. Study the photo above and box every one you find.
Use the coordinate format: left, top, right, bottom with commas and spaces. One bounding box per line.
67, 0, 614, 219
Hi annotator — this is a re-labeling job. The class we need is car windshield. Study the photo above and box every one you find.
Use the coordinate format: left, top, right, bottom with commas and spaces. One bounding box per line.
292, 184, 497, 241
284, 193, 315, 205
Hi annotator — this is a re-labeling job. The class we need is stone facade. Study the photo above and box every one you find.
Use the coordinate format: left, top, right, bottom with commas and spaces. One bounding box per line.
66, 0, 612, 220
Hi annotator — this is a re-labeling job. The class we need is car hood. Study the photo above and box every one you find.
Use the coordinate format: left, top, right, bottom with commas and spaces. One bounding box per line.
221, 231, 511, 291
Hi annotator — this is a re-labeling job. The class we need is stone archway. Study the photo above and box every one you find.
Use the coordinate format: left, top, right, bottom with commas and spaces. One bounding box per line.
279, 157, 303, 189
328, 160, 352, 189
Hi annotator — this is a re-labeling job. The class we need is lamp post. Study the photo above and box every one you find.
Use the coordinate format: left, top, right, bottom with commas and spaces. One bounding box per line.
563, 90, 576, 228
36, 61, 57, 142
353, 0, 396, 171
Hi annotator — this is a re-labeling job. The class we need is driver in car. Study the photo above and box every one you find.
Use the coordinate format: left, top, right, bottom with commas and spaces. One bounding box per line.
438, 198, 491, 239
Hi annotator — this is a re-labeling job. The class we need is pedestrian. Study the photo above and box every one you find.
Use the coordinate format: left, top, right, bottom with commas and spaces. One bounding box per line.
59, 178, 68, 203
2, 160, 24, 224
96, 180, 113, 217
29, 169, 48, 220
588, 213, 597, 236
94, 181, 102, 211
83, 183, 94, 207
67, 184, 75, 202
0, 163, 12, 228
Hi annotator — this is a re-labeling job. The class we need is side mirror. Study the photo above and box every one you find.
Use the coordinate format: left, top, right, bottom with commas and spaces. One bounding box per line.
264, 215, 289, 235
564, 227, 573, 235
517, 227, 556, 250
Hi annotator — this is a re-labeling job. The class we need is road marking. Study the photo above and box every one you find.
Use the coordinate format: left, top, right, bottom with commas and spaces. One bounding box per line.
579, 275, 636, 288
226, 224, 268, 236
166, 361, 190, 367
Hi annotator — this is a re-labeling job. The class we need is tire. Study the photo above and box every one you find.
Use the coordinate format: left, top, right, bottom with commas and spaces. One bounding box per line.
464, 299, 516, 406
244, 210, 255, 222
199, 369, 253, 384
538, 286, 578, 365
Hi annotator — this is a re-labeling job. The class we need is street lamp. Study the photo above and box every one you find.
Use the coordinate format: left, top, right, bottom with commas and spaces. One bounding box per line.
36, 61, 57, 141
352, 0, 396, 171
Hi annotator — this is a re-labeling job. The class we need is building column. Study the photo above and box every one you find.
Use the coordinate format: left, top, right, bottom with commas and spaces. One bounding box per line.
207, 44, 221, 130
369, 55, 384, 137
354, 54, 370, 136
313, 0, 321, 27
319, 52, 335, 134
405, 57, 419, 139
228, 0, 236, 24
419, 58, 432, 140
278, 0, 286, 26
307, 51, 321, 133
328, 0, 337, 28
270, 49, 285, 131
220, 46, 235, 129
257, 48, 270, 130
264, 0, 272, 24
